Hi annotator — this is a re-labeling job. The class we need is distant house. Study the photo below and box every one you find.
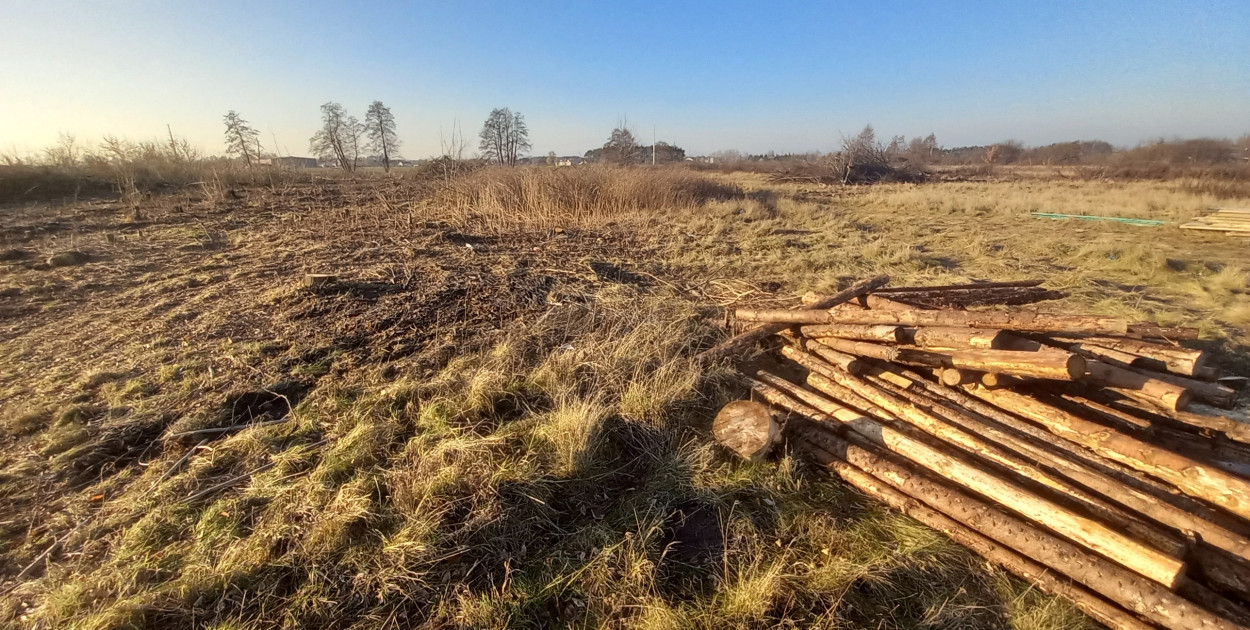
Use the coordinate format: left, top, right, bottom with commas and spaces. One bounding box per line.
258, 156, 318, 169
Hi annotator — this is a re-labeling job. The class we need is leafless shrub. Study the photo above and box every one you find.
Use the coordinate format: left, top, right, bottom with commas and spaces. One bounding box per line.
767, 127, 926, 185
0, 134, 306, 204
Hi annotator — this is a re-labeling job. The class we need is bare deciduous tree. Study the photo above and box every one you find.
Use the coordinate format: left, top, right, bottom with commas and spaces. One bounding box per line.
44, 133, 82, 167
310, 102, 363, 172
601, 126, 640, 164
223, 111, 261, 168
478, 108, 531, 166
906, 133, 938, 165
364, 101, 400, 172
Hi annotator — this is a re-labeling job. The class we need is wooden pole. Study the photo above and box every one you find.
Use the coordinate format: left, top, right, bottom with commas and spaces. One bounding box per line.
798, 324, 903, 342
812, 308, 1131, 335
877, 392, 1250, 604
816, 338, 1086, 381
779, 332, 867, 375
783, 420, 1236, 630
888, 364, 1250, 543
1081, 360, 1192, 412
906, 327, 1008, 349
1126, 323, 1200, 341
1091, 393, 1250, 445
1045, 335, 1216, 387
939, 367, 984, 386
778, 347, 895, 418
792, 369, 1190, 562
883, 287, 1067, 308
860, 371, 1250, 569
789, 433, 1158, 630
874, 279, 1045, 293
962, 384, 1250, 523
696, 275, 889, 363
1122, 365, 1236, 409
745, 372, 1187, 588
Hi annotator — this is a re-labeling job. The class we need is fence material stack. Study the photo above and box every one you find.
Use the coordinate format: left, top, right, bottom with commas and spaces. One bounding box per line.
705, 275, 1250, 630
1181, 207, 1250, 236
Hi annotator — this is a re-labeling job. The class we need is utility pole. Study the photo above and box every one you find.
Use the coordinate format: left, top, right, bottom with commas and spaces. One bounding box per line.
167, 124, 179, 160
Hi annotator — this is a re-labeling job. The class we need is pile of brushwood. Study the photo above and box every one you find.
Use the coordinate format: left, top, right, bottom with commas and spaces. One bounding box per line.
702, 276, 1250, 630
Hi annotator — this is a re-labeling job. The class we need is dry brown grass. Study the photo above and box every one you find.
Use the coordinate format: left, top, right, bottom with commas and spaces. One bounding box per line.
0, 165, 1244, 629
425, 165, 741, 233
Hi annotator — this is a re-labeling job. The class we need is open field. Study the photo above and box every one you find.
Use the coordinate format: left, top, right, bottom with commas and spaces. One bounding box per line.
1, 166, 1248, 629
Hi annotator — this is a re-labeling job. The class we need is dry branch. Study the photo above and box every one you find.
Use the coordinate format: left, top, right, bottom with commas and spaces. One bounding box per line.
874, 280, 1045, 293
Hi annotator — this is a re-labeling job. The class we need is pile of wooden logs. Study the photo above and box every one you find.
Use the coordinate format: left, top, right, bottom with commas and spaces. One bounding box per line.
707, 275, 1250, 630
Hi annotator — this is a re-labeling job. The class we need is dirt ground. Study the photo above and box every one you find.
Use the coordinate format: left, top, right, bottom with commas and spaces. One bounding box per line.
1, 172, 1248, 629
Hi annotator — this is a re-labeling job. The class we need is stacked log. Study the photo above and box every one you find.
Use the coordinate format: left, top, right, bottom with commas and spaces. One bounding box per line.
705, 277, 1250, 630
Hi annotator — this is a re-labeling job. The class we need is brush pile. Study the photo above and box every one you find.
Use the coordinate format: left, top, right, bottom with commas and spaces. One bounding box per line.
706, 275, 1250, 630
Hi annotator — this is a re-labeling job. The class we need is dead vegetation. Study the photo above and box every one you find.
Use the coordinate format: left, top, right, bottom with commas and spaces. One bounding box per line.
427, 165, 742, 233
0, 165, 1247, 629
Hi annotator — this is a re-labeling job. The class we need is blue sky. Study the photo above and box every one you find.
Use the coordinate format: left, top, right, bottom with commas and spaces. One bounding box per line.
1, 1, 1247, 158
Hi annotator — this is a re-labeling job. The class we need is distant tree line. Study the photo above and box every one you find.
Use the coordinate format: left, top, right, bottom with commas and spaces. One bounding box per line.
20, 102, 1249, 178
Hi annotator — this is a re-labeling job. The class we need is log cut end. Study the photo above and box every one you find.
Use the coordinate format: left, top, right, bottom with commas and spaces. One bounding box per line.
713, 401, 780, 461
1065, 354, 1088, 380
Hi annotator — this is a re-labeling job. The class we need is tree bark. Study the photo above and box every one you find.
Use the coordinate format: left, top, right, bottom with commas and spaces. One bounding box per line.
815, 338, 1086, 381
806, 308, 1131, 335
696, 275, 889, 364
746, 371, 1187, 588
798, 324, 903, 342
791, 433, 1158, 630
784, 421, 1235, 630
794, 370, 1190, 562
780, 332, 867, 375
906, 327, 1008, 349
962, 384, 1250, 523
1082, 360, 1192, 412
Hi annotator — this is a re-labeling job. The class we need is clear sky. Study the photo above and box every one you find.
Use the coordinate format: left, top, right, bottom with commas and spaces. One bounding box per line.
1, 1, 1247, 159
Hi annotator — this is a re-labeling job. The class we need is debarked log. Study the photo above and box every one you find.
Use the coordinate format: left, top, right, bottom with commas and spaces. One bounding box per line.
742, 372, 1186, 588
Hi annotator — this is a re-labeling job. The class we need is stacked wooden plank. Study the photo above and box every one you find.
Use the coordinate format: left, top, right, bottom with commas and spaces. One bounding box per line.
1181, 207, 1250, 235
707, 275, 1250, 630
